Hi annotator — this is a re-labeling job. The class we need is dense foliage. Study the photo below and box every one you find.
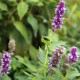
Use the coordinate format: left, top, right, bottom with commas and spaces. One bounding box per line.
0, 0, 80, 80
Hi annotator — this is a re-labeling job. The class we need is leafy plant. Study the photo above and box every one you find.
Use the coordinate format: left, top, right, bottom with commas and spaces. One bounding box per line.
0, 0, 80, 80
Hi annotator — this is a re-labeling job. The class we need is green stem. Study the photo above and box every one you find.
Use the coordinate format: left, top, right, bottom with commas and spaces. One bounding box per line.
44, 45, 49, 79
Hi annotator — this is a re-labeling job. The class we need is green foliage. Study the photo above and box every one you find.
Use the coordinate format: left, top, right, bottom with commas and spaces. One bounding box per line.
0, 2, 8, 11
65, 68, 80, 80
27, 15, 38, 36
17, 2, 28, 20
38, 48, 45, 63
0, 0, 80, 80
13, 21, 30, 44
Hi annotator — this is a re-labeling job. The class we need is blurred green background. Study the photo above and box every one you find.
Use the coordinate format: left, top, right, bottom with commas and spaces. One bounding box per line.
0, 0, 80, 80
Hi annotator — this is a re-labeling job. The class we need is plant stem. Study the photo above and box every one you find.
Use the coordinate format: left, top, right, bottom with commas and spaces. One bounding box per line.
44, 45, 49, 79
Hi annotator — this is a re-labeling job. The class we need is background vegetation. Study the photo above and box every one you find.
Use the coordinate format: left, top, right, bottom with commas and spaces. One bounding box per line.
0, 0, 80, 80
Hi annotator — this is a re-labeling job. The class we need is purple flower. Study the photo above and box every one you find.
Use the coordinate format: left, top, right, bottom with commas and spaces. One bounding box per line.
49, 46, 65, 68
67, 46, 79, 62
52, 1, 66, 29
0, 53, 11, 74
55, 1, 66, 17
49, 52, 62, 68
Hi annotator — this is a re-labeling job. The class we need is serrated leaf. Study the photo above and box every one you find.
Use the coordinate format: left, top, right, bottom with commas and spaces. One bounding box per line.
52, 68, 63, 79
66, 68, 80, 80
16, 56, 37, 72
13, 21, 30, 44
17, 2, 28, 20
53, 74, 63, 80
27, 15, 38, 37
0, 2, 8, 11
11, 57, 21, 70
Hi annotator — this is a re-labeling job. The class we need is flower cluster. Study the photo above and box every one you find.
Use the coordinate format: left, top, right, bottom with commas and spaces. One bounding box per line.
49, 46, 65, 68
49, 46, 79, 74
0, 53, 11, 74
52, 1, 66, 29
67, 46, 79, 62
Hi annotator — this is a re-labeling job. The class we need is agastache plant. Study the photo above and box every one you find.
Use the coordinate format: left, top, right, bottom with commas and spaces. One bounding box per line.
0, 53, 11, 74
48, 1, 79, 75
52, 1, 66, 29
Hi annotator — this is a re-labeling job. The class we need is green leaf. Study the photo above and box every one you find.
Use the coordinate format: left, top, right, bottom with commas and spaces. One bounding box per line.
27, 15, 38, 37
39, 23, 47, 36
0, 74, 2, 80
13, 21, 30, 44
29, 45, 38, 60
15, 56, 24, 64
9, 28, 31, 56
66, 68, 80, 80
53, 74, 63, 80
0, 2, 8, 11
23, 57, 37, 72
3, 75, 11, 80
48, 29, 59, 42
17, 2, 28, 20
14, 72, 28, 80
11, 57, 21, 70
41, 36, 50, 45
38, 48, 45, 63
49, 41, 66, 51
52, 68, 63, 79
16, 56, 37, 72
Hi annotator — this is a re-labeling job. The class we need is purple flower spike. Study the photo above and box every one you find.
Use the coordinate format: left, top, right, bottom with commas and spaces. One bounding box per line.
0, 53, 11, 74
67, 46, 79, 63
49, 46, 65, 68
52, 1, 66, 29
55, 1, 66, 17
49, 52, 62, 67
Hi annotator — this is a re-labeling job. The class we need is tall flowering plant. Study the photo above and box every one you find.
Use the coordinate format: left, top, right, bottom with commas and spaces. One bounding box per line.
48, 1, 79, 75
38, 1, 80, 80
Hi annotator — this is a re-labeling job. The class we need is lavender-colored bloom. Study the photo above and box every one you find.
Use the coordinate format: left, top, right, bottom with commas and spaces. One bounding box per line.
52, 1, 66, 29
49, 52, 62, 68
67, 46, 79, 62
49, 46, 65, 68
55, 1, 66, 17
0, 53, 11, 74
